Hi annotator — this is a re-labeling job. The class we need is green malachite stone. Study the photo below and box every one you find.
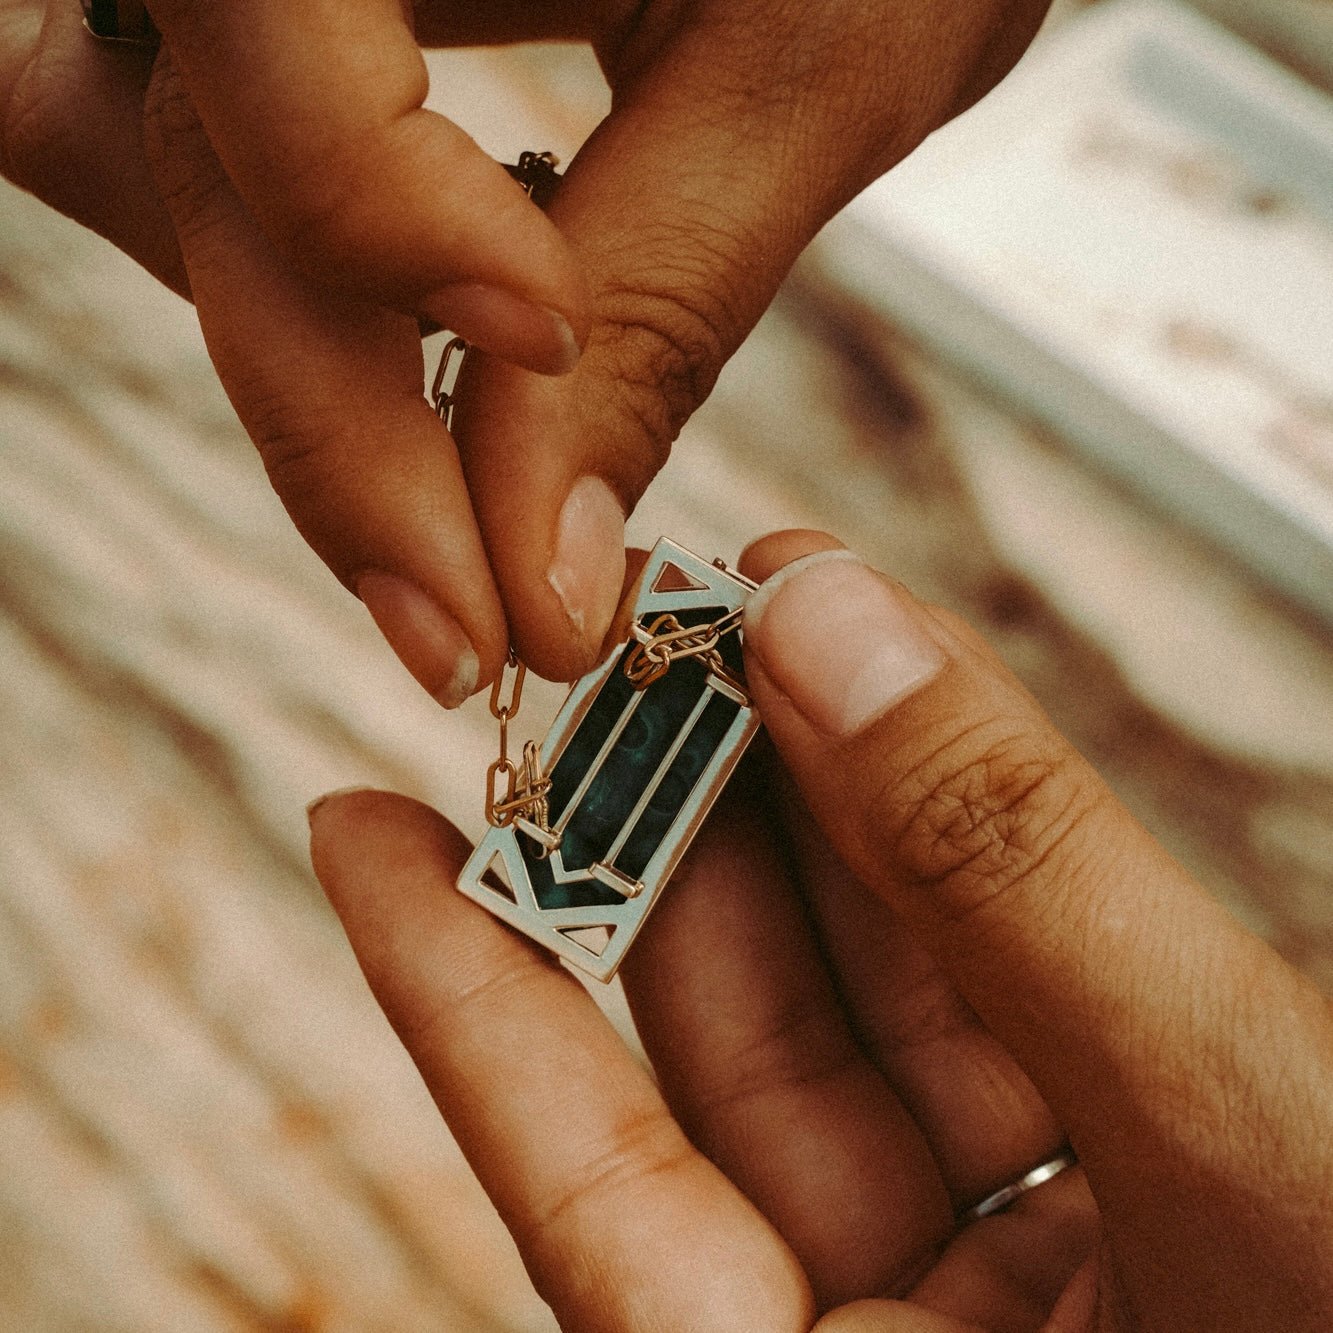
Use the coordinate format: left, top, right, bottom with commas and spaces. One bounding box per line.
615, 692, 738, 880
520, 606, 744, 912
523, 841, 615, 911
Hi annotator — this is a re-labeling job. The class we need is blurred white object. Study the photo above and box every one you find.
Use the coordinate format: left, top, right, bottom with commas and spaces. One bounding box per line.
821, 0, 1333, 623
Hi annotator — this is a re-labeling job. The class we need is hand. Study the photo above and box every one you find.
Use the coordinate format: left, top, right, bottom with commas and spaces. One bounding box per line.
308, 530, 1333, 1331
1, 1, 1050, 697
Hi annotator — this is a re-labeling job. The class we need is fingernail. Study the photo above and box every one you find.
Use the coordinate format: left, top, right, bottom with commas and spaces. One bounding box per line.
744, 550, 945, 737
355, 571, 479, 709
548, 476, 625, 663
306, 786, 374, 827
420, 282, 582, 376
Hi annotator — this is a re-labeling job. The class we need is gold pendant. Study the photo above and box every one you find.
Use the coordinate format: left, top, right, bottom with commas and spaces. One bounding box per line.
457, 538, 760, 981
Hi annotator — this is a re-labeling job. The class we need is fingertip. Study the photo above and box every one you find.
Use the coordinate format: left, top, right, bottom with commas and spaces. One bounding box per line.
742, 545, 945, 742
306, 784, 388, 832
501, 545, 649, 686
307, 787, 473, 914
743, 548, 865, 636
307, 785, 400, 901
355, 571, 508, 710
306, 785, 420, 856
421, 283, 585, 377
543, 475, 627, 674
738, 530, 846, 585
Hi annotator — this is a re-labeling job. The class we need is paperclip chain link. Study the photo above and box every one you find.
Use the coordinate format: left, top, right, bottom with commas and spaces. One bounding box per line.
428, 152, 563, 831
485, 653, 554, 830
431, 336, 469, 431
623, 607, 747, 697
431, 151, 560, 429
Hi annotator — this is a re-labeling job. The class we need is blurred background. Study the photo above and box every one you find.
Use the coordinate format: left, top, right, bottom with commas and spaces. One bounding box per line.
1, 0, 1330, 1327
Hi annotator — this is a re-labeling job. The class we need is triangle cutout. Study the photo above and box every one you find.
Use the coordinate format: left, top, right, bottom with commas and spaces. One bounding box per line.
651, 561, 709, 595
558, 924, 615, 958
480, 850, 517, 904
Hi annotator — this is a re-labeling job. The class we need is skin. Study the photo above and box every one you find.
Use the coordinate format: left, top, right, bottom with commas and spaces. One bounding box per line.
0, 0, 1051, 693
308, 531, 1333, 1331
8, 12, 1328, 1319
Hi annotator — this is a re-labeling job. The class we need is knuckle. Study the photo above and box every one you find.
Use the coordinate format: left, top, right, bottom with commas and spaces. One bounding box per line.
695, 1006, 863, 1120
393, 949, 564, 1081
590, 262, 738, 497
141, 58, 194, 154
873, 722, 1099, 925
398, 957, 529, 1050
141, 61, 233, 241
521, 1105, 694, 1256
240, 382, 341, 486
260, 114, 428, 286
879, 969, 982, 1055
213, 354, 345, 497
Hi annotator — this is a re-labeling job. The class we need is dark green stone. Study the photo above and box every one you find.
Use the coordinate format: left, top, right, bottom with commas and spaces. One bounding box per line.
523, 605, 744, 911
545, 656, 636, 826
522, 840, 622, 911
614, 691, 739, 880
556, 652, 707, 873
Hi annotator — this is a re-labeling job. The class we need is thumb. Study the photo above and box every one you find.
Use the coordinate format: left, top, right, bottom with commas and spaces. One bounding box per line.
739, 532, 1333, 1329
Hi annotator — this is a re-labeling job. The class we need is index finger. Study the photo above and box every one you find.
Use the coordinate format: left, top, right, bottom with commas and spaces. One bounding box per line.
308, 789, 813, 1332
145, 0, 589, 372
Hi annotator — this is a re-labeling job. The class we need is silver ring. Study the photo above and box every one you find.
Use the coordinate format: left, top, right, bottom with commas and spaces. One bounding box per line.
82, 0, 157, 45
959, 1147, 1079, 1225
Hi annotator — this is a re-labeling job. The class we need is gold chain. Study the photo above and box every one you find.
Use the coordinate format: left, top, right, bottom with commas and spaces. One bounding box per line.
485, 653, 553, 829
431, 335, 469, 431
482, 604, 746, 831
623, 607, 745, 694
427, 152, 563, 833
431, 151, 560, 431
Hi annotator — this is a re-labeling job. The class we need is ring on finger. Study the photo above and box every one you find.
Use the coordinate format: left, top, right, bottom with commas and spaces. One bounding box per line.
82, 0, 158, 46
958, 1146, 1079, 1225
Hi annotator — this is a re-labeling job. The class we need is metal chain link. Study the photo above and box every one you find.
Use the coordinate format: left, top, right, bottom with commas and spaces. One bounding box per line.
431, 151, 560, 430
623, 607, 746, 696
484, 601, 746, 830
431, 336, 469, 431
485, 653, 554, 829
429, 152, 563, 832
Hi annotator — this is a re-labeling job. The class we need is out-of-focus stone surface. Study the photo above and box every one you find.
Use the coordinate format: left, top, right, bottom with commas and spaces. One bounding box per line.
1, 13, 1330, 1329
